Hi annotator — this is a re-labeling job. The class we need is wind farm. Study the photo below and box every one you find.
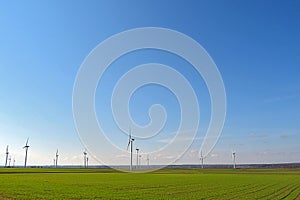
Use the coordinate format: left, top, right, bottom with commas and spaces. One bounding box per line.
0, 119, 299, 200
0, 113, 299, 199
1, 132, 299, 199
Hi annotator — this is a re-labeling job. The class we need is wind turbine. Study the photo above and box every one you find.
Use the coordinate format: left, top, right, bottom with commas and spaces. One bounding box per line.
5, 145, 9, 168
13, 157, 15, 168
8, 156, 11, 167
232, 151, 236, 169
55, 149, 59, 168
136, 148, 139, 169
23, 138, 30, 168
83, 150, 87, 168
146, 155, 150, 168
127, 129, 134, 171
139, 155, 142, 168
200, 151, 204, 169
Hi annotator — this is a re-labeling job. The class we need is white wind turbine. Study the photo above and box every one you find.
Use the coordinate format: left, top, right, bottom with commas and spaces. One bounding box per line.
232, 150, 236, 169
139, 155, 142, 168
83, 150, 87, 168
23, 138, 30, 168
8, 156, 11, 167
146, 155, 150, 168
5, 145, 9, 168
136, 148, 139, 169
200, 151, 204, 169
127, 129, 134, 171
55, 149, 59, 168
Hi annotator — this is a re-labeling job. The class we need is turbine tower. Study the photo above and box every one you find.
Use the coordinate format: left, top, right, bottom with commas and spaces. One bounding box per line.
127, 129, 134, 171
136, 148, 139, 169
232, 151, 236, 169
13, 157, 15, 168
86, 157, 89, 168
83, 150, 87, 168
55, 149, 59, 168
23, 138, 30, 168
200, 151, 204, 169
5, 145, 9, 168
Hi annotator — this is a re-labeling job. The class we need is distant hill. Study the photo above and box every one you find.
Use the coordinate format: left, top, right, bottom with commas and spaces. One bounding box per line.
167, 163, 300, 169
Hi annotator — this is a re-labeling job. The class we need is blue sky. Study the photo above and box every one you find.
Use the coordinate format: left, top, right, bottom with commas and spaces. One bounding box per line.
0, 1, 299, 166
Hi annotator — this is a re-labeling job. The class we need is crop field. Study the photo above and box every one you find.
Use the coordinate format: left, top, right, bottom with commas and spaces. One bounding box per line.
0, 168, 299, 199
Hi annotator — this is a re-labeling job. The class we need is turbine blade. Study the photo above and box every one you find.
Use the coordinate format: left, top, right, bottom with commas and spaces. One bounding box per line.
126, 140, 130, 151
127, 128, 131, 150
26, 138, 29, 146
129, 128, 132, 140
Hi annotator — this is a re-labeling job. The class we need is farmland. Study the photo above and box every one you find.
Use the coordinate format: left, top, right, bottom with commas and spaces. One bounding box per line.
0, 168, 299, 199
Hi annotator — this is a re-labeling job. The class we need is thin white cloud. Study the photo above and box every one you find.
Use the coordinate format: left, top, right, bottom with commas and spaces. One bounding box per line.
262, 94, 299, 104
210, 153, 218, 158
157, 136, 203, 144
279, 133, 295, 139
115, 154, 129, 158
247, 132, 269, 138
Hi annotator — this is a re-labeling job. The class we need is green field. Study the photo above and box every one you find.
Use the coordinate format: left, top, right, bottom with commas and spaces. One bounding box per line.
0, 168, 299, 199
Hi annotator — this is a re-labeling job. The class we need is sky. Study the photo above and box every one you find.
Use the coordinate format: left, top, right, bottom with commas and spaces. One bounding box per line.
0, 0, 299, 167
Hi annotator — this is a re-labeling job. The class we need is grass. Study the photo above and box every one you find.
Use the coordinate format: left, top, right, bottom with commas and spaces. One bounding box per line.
0, 168, 299, 199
